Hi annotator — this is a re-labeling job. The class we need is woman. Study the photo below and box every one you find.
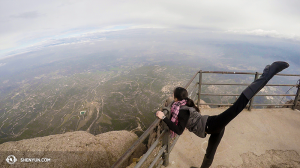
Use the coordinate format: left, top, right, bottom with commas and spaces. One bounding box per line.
156, 61, 289, 168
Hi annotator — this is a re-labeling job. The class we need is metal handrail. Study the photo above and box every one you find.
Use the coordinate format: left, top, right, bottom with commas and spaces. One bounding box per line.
200, 93, 296, 96
201, 83, 298, 87
149, 145, 167, 168
111, 117, 162, 167
197, 70, 300, 110
134, 130, 166, 167
199, 103, 295, 106
184, 71, 199, 88
201, 71, 300, 76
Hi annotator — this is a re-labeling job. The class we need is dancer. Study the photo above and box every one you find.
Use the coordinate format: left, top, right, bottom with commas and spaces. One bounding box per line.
156, 61, 289, 168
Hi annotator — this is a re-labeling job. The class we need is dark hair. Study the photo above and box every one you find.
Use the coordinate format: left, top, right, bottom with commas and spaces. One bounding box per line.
173, 87, 200, 112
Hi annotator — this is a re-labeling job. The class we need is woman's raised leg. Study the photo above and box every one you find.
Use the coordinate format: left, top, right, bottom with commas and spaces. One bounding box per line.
242, 61, 289, 100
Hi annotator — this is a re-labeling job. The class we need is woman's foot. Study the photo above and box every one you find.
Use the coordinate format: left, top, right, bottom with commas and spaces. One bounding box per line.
200, 154, 213, 168
242, 61, 289, 100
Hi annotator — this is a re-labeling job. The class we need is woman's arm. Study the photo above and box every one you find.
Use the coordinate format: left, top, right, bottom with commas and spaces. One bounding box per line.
162, 109, 190, 135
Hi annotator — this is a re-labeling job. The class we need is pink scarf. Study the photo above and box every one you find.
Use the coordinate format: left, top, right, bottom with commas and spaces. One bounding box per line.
170, 99, 187, 138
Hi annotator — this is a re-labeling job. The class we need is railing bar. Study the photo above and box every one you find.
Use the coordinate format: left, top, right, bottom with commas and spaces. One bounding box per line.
293, 85, 300, 110
111, 118, 161, 168
200, 93, 240, 96
272, 74, 300, 77
148, 145, 167, 168
157, 130, 166, 140
201, 83, 298, 87
157, 160, 164, 168
199, 103, 234, 106
161, 106, 171, 167
200, 93, 296, 96
256, 94, 297, 96
169, 135, 180, 152
202, 83, 250, 86
202, 71, 256, 75
134, 131, 166, 168
198, 70, 203, 108
265, 84, 298, 86
198, 103, 294, 106
192, 93, 198, 103
188, 82, 199, 98
252, 104, 294, 106
201, 71, 300, 76
184, 71, 199, 89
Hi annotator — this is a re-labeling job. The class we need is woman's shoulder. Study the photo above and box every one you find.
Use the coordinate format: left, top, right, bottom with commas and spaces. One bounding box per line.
179, 106, 191, 115
180, 106, 198, 113
180, 105, 195, 110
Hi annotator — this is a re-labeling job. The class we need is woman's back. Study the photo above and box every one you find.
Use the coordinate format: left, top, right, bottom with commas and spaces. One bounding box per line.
180, 105, 209, 138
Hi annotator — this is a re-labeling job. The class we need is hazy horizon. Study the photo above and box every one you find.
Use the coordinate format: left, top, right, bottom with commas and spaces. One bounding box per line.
1, 0, 300, 62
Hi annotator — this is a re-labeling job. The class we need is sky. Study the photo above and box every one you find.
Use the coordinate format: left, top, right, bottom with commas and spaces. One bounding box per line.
1, 0, 300, 58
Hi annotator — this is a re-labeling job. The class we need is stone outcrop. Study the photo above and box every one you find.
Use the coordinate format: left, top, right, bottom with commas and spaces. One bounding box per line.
0, 130, 147, 168
199, 99, 210, 109
283, 99, 300, 110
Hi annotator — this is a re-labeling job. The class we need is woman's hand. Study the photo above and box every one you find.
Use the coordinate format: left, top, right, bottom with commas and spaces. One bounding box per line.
156, 111, 165, 119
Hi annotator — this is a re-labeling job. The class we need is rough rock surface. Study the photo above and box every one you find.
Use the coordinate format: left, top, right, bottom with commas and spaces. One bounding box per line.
199, 99, 210, 109
215, 150, 300, 168
0, 130, 146, 168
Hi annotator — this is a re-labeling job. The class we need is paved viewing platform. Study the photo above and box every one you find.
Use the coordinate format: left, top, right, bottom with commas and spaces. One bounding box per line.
162, 108, 300, 168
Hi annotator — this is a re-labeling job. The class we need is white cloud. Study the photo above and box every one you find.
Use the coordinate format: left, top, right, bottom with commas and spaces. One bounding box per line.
226, 29, 300, 41
10, 11, 41, 19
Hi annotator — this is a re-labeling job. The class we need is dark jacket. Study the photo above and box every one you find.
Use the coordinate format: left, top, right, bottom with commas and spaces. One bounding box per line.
181, 105, 209, 138
162, 105, 209, 138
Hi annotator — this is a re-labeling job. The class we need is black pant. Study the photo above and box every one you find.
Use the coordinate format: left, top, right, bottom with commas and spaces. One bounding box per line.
204, 93, 249, 159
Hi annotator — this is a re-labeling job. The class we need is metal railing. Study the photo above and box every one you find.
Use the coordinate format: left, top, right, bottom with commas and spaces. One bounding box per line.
197, 71, 300, 110
111, 70, 300, 168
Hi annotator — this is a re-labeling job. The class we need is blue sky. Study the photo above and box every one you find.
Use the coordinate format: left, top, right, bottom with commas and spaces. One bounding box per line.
0, 0, 300, 59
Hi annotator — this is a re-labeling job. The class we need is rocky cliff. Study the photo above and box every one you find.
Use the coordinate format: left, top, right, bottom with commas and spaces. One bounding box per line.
0, 130, 146, 168
283, 99, 300, 110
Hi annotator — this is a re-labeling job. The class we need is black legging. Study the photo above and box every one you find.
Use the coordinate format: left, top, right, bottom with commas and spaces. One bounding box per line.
204, 93, 249, 159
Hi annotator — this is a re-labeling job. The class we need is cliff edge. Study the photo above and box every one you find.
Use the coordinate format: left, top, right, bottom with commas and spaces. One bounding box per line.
0, 130, 146, 168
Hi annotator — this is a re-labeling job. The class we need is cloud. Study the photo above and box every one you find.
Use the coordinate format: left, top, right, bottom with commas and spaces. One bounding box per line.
10, 11, 41, 19
0, 29, 108, 60
226, 29, 300, 41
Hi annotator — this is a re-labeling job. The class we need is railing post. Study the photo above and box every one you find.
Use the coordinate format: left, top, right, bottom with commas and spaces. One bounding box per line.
198, 70, 202, 108
293, 84, 300, 110
162, 107, 170, 167
248, 72, 259, 111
